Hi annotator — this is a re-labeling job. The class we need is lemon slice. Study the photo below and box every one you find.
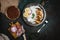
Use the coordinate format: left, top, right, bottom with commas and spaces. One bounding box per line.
23, 12, 29, 18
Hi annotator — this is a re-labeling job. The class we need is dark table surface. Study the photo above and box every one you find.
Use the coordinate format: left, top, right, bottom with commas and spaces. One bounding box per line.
0, 0, 60, 40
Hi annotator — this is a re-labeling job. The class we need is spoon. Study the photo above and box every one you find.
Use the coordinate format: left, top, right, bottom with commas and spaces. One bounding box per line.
37, 20, 48, 33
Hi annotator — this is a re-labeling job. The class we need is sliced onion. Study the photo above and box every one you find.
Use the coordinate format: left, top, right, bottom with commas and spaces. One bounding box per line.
11, 27, 17, 32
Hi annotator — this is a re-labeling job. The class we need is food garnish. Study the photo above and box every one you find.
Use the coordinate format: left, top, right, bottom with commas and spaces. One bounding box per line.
32, 13, 35, 19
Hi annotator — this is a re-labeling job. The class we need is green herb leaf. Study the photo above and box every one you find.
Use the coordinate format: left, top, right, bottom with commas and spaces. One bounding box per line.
32, 13, 35, 19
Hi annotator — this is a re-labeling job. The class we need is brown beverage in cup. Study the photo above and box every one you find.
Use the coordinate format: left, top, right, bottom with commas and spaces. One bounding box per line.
5, 6, 20, 20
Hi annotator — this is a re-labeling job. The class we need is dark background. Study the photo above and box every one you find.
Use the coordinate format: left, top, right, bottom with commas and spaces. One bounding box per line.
0, 0, 60, 40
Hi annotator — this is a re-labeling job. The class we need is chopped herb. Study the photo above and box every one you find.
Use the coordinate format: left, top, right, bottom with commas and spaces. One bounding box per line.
32, 13, 35, 19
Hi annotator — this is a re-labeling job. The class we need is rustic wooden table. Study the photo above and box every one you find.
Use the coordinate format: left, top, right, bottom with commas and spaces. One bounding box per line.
1, 0, 59, 40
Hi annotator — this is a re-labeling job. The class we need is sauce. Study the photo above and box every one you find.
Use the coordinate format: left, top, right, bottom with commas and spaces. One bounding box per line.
7, 6, 20, 20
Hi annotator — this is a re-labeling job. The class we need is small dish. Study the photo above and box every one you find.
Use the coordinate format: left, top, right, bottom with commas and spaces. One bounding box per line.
8, 22, 25, 39
5, 6, 20, 20
0, 33, 10, 40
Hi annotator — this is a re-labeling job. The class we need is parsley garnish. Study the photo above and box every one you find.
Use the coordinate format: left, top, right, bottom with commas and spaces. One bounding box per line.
32, 13, 35, 19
